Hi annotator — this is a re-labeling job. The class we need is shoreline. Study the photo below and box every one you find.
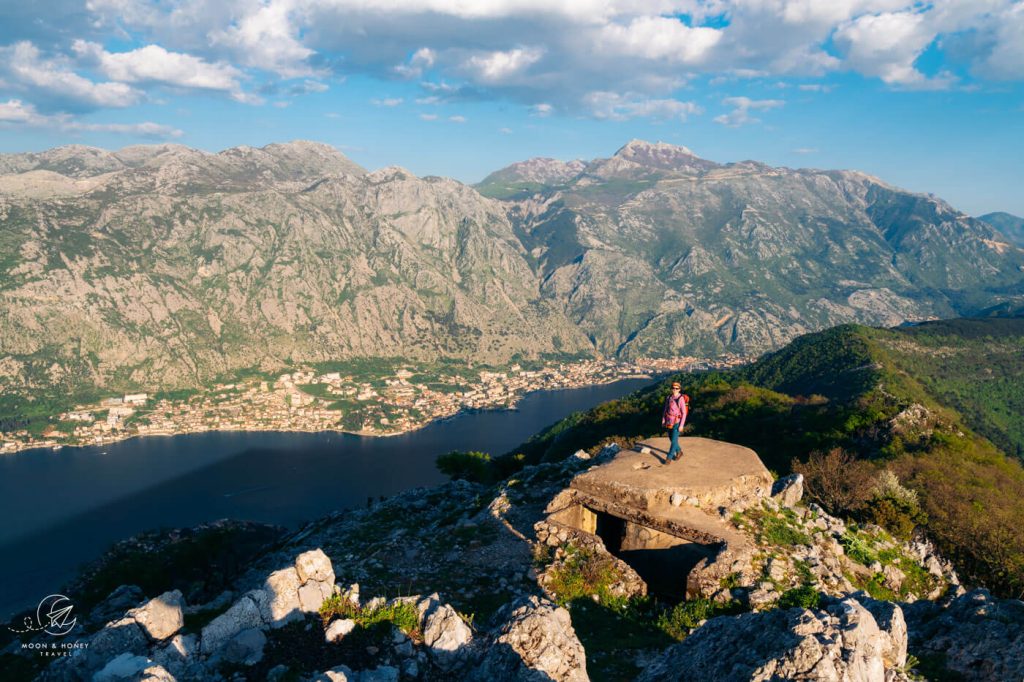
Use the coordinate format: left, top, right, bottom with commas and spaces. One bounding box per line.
5, 374, 661, 457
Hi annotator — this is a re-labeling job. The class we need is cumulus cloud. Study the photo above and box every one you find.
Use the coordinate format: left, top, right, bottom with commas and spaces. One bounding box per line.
4, 0, 1024, 127
598, 16, 721, 63
371, 97, 404, 106
206, 0, 315, 78
394, 47, 436, 78
1, 41, 141, 110
832, 10, 954, 88
463, 46, 543, 83
71, 40, 252, 100
714, 96, 785, 126
0, 98, 182, 137
584, 91, 702, 121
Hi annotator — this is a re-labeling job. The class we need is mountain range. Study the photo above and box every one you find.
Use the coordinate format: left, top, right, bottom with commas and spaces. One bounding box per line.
1, 139, 1022, 404
979, 211, 1024, 248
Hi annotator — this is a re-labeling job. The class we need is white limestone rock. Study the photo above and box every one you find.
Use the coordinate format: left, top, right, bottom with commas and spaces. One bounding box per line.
471, 596, 588, 682
295, 548, 335, 585
200, 593, 264, 655
325, 618, 356, 643
128, 590, 185, 642
261, 567, 303, 627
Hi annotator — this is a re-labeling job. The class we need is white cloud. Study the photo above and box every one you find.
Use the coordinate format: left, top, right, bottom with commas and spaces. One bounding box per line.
980, 2, 1024, 79
714, 96, 784, 126
531, 103, 553, 117
288, 80, 329, 95
584, 91, 702, 121
448, 114, 467, 122
832, 10, 955, 88
2, 41, 141, 110
394, 47, 437, 78
792, 146, 818, 154
798, 83, 834, 92
464, 47, 544, 83
206, 0, 315, 78
371, 97, 404, 106
4, 0, 1021, 127
419, 113, 438, 120
0, 98, 182, 137
499, 126, 512, 133
598, 16, 721, 63
72, 41, 249, 99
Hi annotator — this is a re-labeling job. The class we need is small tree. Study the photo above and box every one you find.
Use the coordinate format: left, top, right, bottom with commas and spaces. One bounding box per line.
794, 448, 877, 515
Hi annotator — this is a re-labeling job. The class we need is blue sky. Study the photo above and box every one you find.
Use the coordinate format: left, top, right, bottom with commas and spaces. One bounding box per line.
1, 1, 1022, 216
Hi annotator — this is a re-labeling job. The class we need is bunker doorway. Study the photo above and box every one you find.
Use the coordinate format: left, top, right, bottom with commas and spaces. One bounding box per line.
592, 509, 719, 602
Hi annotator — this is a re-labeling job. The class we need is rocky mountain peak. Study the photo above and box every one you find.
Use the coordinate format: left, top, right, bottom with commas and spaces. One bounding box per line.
590, 138, 719, 178
614, 138, 698, 159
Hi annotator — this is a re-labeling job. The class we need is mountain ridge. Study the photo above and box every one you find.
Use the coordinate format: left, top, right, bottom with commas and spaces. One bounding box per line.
1, 140, 1022, 415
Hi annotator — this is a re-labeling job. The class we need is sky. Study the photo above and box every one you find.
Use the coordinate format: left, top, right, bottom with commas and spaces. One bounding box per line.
0, 1, 1022, 216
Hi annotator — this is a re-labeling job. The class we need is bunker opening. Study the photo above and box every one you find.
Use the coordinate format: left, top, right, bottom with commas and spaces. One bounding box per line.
551, 502, 721, 602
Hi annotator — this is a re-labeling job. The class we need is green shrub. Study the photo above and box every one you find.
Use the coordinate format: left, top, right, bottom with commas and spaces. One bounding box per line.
655, 599, 742, 640
436, 450, 493, 482
777, 585, 823, 610
318, 594, 420, 637
839, 530, 878, 566
545, 546, 625, 608
862, 471, 928, 541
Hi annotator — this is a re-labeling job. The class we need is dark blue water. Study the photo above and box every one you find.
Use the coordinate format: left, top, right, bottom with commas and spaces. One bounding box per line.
0, 378, 652, 617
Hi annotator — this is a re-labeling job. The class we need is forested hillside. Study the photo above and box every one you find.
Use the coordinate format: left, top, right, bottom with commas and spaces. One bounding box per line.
490, 316, 1024, 597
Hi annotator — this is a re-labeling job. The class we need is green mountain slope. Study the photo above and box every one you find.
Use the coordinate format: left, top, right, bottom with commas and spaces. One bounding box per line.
979, 211, 1024, 247
496, 316, 1024, 597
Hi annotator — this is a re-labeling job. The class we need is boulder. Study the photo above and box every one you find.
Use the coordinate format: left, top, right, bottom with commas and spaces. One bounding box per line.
92, 653, 151, 682
219, 627, 267, 665
858, 597, 908, 668
295, 548, 335, 585
128, 590, 185, 641
83, 616, 149, 672
471, 596, 588, 682
152, 633, 198, 673
310, 664, 357, 682
138, 665, 178, 682
638, 597, 907, 682
200, 593, 264, 655
771, 473, 804, 507
261, 567, 303, 626
905, 588, 1024, 682
325, 618, 356, 642
299, 580, 334, 613
420, 597, 473, 670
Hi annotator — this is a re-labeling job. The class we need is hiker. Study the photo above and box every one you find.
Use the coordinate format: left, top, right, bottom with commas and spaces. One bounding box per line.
661, 381, 688, 464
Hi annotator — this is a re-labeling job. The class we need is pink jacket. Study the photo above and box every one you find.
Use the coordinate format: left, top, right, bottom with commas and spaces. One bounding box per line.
662, 393, 688, 428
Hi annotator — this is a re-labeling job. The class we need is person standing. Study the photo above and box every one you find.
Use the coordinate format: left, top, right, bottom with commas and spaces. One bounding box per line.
661, 381, 688, 464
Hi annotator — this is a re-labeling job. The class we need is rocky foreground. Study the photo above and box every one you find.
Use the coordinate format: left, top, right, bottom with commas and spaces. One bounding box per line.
12, 442, 1024, 681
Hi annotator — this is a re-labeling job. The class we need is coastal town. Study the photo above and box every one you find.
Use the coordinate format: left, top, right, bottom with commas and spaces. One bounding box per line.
0, 355, 749, 455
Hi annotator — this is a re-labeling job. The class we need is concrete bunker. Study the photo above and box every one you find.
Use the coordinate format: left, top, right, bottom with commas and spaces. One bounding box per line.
547, 496, 722, 600
540, 437, 774, 601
